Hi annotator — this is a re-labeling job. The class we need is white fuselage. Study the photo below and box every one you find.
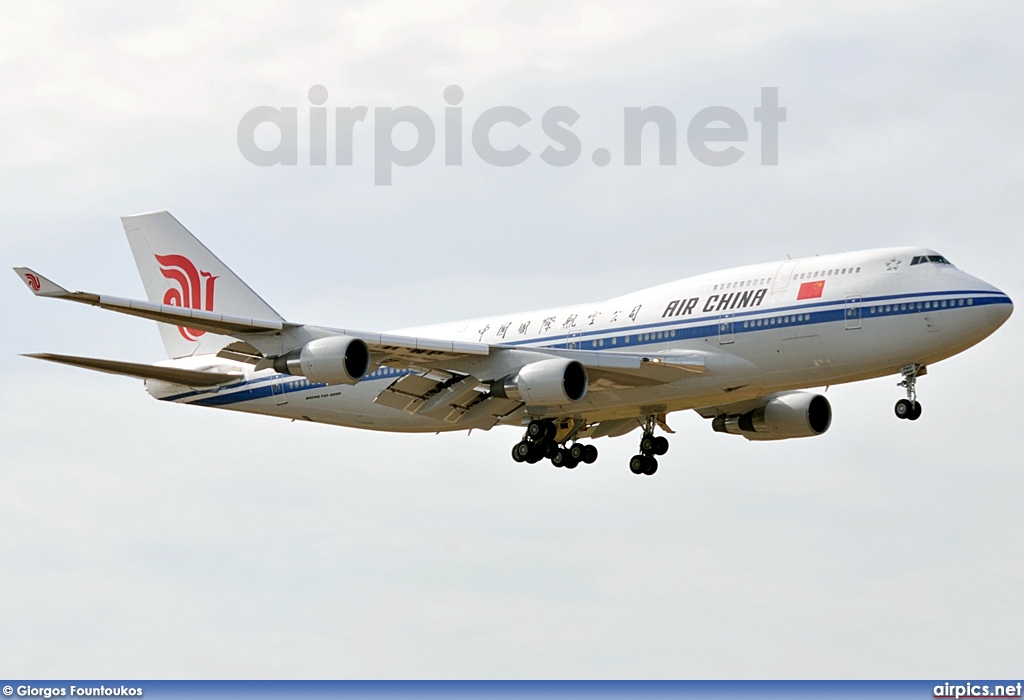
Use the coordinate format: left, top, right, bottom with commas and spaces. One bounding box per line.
147, 246, 1012, 434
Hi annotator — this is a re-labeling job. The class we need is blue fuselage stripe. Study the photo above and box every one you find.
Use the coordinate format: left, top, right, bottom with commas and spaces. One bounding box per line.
161, 289, 1011, 408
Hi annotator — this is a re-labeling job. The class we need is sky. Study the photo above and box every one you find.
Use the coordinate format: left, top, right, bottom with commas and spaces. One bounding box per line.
1, 0, 1023, 679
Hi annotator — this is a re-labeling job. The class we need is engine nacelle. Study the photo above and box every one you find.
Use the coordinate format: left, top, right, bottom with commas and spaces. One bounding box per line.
491, 358, 588, 406
712, 392, 831, 440
272, 336, 372, 385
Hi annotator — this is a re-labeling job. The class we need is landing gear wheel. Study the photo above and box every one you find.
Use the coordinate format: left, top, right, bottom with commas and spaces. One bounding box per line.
512, 441, 531, 462
526, 420, 547, 439
629, 455, 647, 475
896, 364, 925, 422
543, 441, 559, 459
552, 449, 570, 468
653, 436, 669, 456
581, 445, 598, 464
568, 444, 584, 462
525, 442, 545, 464
643, 457, 658, 476
640, 435, 657, 454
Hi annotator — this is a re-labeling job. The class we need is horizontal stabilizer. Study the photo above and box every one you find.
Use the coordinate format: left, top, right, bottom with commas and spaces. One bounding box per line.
23, 353, 242, 387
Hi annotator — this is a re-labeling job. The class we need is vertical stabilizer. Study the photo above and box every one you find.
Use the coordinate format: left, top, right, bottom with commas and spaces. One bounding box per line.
121, 211, 283, 358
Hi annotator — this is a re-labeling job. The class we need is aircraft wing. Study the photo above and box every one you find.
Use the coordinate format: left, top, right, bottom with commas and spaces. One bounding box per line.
23, 353, 243, 386
14, 267, 489, 363
14, 267, 755, 396
14, 267, 284, 335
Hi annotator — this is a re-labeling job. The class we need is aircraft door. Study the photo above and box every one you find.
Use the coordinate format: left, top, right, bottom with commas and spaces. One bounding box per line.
771, 260, 800, 294
718, 313, 734, 344
845, 295, 862, 330
272, 380, 288, 405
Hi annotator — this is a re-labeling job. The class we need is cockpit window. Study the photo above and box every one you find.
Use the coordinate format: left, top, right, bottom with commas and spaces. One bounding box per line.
911, 254, 953, 266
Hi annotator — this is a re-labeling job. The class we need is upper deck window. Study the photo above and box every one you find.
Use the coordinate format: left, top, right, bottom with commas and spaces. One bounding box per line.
911, 255, 953, 266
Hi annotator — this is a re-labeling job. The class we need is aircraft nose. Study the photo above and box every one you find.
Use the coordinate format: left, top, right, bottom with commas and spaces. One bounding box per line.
985, 294, 1013, 329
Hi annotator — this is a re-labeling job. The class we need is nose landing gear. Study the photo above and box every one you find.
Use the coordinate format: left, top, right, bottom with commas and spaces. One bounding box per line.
895, 363, 925, 421
630, 416, 669, 476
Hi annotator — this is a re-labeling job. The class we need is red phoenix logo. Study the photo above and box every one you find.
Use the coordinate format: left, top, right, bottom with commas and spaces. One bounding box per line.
155, 254, 218, 341
24, 272, 41, 292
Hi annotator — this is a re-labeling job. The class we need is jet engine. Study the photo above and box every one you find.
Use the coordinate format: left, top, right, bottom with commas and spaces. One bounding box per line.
272, 336, 372, 385
711, 391, 831, 440
490, 358, 588, 406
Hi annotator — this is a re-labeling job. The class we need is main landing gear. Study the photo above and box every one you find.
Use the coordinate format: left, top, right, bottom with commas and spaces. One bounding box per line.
894, 363, 924, 421
511, 419, 598, 470
629, 417, 669, 476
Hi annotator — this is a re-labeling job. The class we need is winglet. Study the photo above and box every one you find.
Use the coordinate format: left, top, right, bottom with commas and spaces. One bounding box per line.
13, 267, 70, 297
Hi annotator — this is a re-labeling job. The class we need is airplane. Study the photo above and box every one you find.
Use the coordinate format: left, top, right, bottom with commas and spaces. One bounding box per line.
15, 211, 1013, 476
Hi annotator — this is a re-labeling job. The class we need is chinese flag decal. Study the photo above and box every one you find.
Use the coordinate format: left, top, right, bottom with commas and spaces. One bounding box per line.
797, 280, 825, 300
